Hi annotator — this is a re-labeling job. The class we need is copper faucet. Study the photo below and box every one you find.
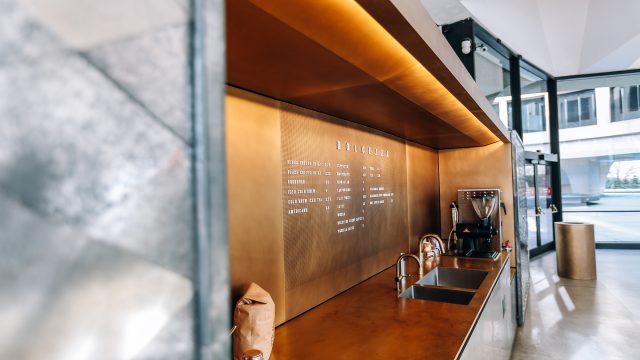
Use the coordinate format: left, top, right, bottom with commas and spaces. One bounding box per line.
395, 253, 422, 294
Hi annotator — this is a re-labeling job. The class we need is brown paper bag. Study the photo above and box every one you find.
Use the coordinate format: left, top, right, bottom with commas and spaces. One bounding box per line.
233, 283, 275, 360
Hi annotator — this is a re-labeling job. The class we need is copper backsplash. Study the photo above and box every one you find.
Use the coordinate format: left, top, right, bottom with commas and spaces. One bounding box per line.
226, 87, 439, 324
280, 103, 408, 318
438, 143, 516, 264
406, 142, 440, 253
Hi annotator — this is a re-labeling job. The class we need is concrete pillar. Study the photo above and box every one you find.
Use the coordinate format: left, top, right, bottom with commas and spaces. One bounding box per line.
0, 0, 228, 358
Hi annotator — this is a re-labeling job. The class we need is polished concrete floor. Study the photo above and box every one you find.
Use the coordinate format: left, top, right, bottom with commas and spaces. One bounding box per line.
511, 250, 640, 360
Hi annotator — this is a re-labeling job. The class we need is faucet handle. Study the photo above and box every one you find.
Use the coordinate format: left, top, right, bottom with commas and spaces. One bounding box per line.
420, 241, 433, 254
419, 233, 445, 257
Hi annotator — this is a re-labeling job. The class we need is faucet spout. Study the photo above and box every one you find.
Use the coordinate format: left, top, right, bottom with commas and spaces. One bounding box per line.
395, 253, 422, 294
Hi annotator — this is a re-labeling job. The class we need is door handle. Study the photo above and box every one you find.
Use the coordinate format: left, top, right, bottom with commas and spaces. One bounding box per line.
549, 204, 558, 213
535, 206, 543, 216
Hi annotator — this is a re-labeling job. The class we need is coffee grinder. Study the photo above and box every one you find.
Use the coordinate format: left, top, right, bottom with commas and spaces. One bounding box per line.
455, 189, 501, 259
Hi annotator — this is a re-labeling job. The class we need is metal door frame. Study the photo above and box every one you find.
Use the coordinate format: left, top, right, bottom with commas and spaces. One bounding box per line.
525, 153, 558, 258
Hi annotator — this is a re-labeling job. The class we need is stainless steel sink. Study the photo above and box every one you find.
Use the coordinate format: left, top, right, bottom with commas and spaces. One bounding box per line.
416, 267, 488, 290
399, 285, 475, 305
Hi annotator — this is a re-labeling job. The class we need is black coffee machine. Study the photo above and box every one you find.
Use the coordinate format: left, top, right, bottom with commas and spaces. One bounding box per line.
453, 189, 501, 259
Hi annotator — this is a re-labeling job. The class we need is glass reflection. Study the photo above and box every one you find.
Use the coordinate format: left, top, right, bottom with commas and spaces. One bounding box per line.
520, 67, 550, 152
473, 36, 512, 129
558, 73, 640, 243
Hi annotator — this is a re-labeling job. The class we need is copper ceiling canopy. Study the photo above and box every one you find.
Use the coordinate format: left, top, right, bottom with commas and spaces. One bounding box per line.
227, 0, 509, 149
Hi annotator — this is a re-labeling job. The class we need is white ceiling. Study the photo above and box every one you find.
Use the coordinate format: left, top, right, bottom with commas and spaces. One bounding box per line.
420, 0, 640, 77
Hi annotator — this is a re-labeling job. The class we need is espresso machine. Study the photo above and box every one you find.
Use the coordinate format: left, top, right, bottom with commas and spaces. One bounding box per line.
453, 189, 502, 259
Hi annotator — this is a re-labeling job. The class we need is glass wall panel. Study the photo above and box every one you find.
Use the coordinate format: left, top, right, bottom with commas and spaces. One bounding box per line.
520, 67, 550, 152
558, 73, 640, 243
473, 37, 512, 129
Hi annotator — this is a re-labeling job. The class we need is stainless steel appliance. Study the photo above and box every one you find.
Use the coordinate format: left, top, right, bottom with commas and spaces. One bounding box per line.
455, 189, 502, 259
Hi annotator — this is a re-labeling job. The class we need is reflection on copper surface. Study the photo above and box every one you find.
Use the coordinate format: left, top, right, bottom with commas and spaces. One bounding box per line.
280, 102, 408, 319
249, 0, 498, 142
227, 0, 505, 149
226, 88, 441, 324
226, 88, 287, 324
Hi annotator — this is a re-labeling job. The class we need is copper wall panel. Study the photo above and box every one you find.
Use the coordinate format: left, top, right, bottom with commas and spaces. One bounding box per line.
279, 103, 408, 319
227, 87, 441, 324
225, 87, 287, 324
406, 142, 440, 253
438, 143, 516, 264
227, 0, 376, 101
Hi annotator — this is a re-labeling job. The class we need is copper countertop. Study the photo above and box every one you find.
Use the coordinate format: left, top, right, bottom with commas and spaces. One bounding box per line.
272, 251, 510, 359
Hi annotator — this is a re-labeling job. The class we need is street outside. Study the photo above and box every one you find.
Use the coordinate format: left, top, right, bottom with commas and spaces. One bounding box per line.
563, 192, 640, 242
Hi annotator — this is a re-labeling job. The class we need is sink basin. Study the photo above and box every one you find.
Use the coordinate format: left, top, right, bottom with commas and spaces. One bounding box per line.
399, 285, 475, 305
417, 267, 488, 290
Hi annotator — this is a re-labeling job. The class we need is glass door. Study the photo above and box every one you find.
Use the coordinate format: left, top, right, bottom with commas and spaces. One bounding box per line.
525, 163, 538, 251
537, 164, 555, 248
526, 160, 558, 257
